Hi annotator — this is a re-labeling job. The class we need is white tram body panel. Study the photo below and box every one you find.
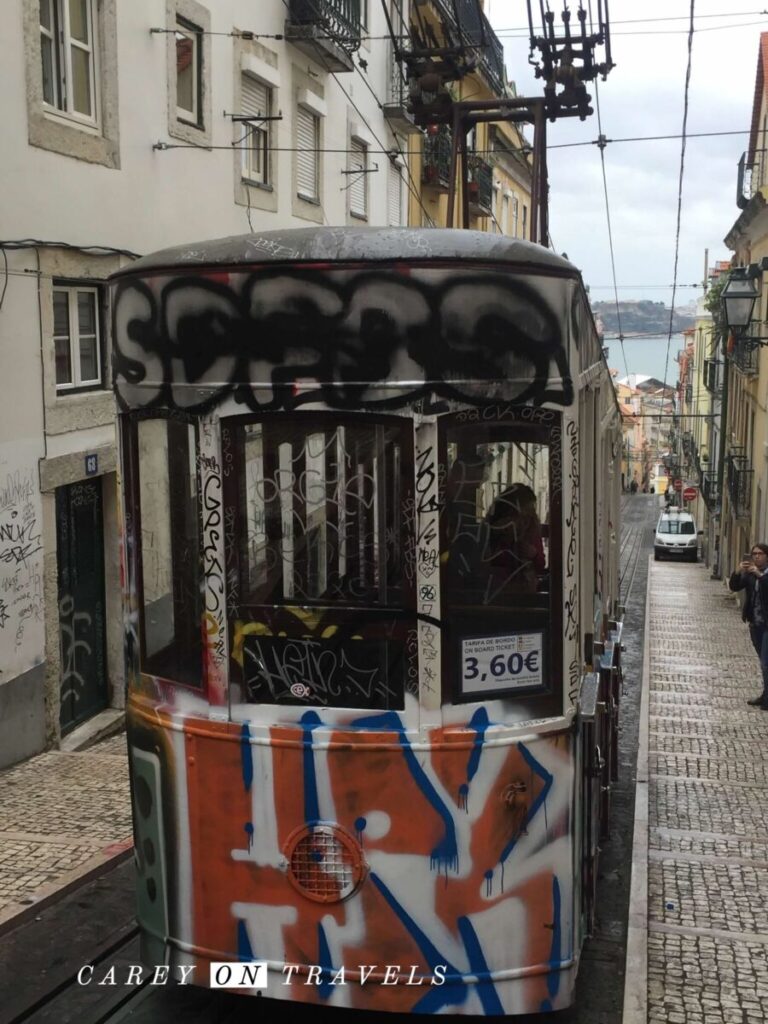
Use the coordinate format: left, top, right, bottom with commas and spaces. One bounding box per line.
111, 229, 622, 1015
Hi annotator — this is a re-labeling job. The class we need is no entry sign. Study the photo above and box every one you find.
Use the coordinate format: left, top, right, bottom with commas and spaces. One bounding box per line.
682, 486, 698, 502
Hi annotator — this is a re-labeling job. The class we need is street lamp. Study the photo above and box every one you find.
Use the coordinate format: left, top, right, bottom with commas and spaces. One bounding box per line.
721, 270, 759, 333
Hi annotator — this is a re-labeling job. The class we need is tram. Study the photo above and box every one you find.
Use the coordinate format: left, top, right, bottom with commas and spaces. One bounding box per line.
111, 227, 623, 1016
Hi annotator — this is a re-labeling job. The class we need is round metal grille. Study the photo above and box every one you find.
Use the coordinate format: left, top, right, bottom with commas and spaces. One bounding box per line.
284, 824, 364, 903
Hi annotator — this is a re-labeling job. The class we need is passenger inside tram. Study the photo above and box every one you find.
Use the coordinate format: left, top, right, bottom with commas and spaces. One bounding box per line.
443, 435, 550, 608
485, 482, 546, 595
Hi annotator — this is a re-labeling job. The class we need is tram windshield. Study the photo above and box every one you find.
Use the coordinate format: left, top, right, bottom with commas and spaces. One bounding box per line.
222, 414, 415, 710
236, 418, 408, 605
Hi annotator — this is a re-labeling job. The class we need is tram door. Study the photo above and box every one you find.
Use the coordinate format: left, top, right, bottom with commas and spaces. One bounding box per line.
56, 479, 107, 733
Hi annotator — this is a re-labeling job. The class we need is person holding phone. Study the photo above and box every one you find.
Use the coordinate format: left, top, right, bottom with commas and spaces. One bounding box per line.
729, 543, 768, 708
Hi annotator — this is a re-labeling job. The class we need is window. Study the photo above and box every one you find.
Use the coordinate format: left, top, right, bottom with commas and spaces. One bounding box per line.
441, 419, 559, 705
176, 17, 201, 126
137, 418, 202, 687
40, 0, 98, 123
501, 194, 509, 234
512, 195, 519, 237
296, 106, 319, 201
522, 203, 528, 238
241, 74, 272, 185
349, 138, 368, 219
53, 285, 102, 390
223, 415, 415, 709
387, 160, 403, 225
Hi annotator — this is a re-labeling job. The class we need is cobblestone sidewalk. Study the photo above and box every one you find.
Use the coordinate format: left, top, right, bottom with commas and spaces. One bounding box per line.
0, 732, 132, 927
647, 563, 768, 1024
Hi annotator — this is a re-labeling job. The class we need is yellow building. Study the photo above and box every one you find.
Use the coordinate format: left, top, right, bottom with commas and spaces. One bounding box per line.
396, 1, 533, 232
723, 33, 768, 566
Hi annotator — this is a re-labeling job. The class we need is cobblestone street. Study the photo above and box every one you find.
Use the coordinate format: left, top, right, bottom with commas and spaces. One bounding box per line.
647, 561, 768, 1024
0, 733, 131, 927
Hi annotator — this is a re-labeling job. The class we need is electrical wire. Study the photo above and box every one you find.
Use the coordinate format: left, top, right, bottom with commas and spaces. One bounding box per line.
151, 130, 750, 156
661, 1, 696, 407
593, 80, 631, 383
549, 128, 750, 150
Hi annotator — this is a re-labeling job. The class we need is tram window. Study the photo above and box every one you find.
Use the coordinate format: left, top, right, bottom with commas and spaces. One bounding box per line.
136, 418, 202, 686
442, 427, 555, 702
225, 416, 414, 710
444, 437, 550, 604
239, 420, 407, 606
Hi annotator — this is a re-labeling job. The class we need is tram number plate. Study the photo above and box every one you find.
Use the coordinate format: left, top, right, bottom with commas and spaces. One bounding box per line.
461, 632, 543, 694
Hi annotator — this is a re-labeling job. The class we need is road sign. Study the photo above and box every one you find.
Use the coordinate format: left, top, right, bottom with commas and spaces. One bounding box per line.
673, 478, 683, 491
682, 486, 698, 502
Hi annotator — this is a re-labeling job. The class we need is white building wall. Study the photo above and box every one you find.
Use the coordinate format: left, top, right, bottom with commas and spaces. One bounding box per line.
0, 0, 409, 765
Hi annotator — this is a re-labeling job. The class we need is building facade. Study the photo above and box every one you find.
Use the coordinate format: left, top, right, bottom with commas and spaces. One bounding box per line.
0, 0, 420, 767
722, 33, 768, 573
1, 0, 529, 767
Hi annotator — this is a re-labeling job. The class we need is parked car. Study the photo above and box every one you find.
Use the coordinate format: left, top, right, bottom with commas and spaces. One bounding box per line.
653, 508, 702, 562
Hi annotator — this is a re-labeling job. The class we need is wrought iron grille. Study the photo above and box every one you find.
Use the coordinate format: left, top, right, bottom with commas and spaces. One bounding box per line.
287, 0, 362, 53
468, 154, 493, 212
432, 0, 506, 95
422, 127, 452, 188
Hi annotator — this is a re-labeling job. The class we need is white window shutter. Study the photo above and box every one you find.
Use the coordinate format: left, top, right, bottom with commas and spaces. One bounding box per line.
387, 163, 403, 225
296, 107, 319, 200
242, 74, 268, 119
349, 139, 367, 218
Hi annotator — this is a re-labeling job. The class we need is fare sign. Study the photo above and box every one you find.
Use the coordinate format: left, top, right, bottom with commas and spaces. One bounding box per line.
682, 486, 698, 502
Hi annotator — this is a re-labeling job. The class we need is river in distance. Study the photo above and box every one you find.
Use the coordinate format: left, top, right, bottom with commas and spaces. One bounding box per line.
603, 333, 684, 386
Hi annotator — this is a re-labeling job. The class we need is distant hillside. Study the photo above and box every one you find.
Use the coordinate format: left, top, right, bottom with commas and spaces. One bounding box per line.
591, 300, 696, 336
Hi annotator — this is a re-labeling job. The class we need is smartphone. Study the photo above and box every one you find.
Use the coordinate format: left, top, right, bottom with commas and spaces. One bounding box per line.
743, 552, 753, 562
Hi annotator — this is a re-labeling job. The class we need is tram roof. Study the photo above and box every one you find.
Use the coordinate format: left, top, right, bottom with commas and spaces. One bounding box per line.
112, 227, 580, 279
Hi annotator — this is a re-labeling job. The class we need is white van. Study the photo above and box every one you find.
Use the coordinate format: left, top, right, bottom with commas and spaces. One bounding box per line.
653, 508, 701, 562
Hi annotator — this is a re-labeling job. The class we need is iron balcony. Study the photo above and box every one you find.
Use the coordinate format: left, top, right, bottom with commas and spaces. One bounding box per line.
284, 0, 361, 72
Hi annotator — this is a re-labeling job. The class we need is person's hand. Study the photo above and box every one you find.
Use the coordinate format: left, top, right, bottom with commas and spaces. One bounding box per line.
740, 560, 752, 572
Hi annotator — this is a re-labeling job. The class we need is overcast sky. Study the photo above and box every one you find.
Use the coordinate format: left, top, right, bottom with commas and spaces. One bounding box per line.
486, 1, 765, 309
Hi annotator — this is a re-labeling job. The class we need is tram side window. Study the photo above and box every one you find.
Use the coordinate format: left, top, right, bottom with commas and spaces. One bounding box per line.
442, 427, 555, 702
444, 437, 550, 605
137, 418, 202, 686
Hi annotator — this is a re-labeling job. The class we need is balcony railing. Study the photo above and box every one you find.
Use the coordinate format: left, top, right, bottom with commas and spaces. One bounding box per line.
468, 154, 493, 214
700, 470, 720, 512
285, 0, 361, 72
727, 451, 753, 519
383, 51, 415, 132
430, 0, 506, 95
422, 127, 452, 190
730, 338, 759, 376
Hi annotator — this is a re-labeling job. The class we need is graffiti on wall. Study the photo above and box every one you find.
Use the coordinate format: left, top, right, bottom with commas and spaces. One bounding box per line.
113, 269, 575, 415
0, 444, 44, 676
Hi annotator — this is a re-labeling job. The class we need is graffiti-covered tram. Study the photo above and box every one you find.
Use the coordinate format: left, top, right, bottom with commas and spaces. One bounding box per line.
111, 228, 623, 1016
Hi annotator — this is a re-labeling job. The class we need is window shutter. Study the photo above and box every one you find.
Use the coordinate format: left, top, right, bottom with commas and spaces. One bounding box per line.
296, 107, 318, 200
242, 74, 268, 119
387, 163, 403, 225
350, 139, 367, 218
